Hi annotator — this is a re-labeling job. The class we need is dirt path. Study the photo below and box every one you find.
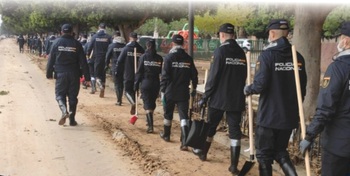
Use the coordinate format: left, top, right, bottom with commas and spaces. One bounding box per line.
0, 38, 143, 176
0, 38, 282, 176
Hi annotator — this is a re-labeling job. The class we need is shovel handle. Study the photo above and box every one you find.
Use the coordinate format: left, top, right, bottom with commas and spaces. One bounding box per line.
134, 48, 138, 114
292, 45, 311, 176
246, 52, 254, 159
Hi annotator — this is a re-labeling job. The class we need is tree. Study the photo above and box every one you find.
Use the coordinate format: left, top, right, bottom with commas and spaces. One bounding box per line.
194, 3, 255, 37
244, 4, 294, 38
293, 4, 335, 121
323, 5, 350, 38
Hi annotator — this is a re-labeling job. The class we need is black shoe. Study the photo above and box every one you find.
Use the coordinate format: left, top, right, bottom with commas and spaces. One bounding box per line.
69, 120, 78, 126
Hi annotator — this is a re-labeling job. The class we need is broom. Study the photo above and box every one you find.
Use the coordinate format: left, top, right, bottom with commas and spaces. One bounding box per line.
130, 47, 138, 125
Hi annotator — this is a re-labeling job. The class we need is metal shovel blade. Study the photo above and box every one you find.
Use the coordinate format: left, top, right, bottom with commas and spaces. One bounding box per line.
238, 160, 255, 176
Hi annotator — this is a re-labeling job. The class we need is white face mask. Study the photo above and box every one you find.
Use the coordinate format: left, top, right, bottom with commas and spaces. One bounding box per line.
337, 40, 345, 52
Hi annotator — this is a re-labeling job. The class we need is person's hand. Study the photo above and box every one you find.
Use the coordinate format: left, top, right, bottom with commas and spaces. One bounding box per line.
244, 85, 250, 96
198, 98, 207, 109
299, 139, 313, 156
190, 90, 196, 97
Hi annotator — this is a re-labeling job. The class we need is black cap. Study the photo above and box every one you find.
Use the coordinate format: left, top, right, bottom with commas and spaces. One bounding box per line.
340, 21, 350, 37
266, 19, 289, 32
218, 23, 235, 34
114, 31, 121, 36
129, 32, 138, 39
172, 34, 184, 45
99, 23, 106, 29
61, 24, 73, 33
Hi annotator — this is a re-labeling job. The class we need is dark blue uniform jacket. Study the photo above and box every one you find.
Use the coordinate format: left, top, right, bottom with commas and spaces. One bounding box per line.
117, 41, 145, 82
160, 46, 198, 101
135, 50, 163, 89
46, 34, 90, 81
245, 37, 307, 129
203, 39, 247, 111
307, 50, 350, 157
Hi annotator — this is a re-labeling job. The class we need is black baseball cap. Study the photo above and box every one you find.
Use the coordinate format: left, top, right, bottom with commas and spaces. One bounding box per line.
129, 32, 138, 39
172, 34, 184, 45
99, 23, 106, 29
266, 19, 289, 32
61, 24, 73, 33
218, 23, 235, 34
340, 21, 350, 37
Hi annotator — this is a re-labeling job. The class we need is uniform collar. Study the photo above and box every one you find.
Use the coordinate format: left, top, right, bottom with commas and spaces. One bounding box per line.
334, 49, 350, 59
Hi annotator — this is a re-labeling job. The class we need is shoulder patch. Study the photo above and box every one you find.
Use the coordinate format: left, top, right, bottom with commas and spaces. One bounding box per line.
321, 76, 330, 88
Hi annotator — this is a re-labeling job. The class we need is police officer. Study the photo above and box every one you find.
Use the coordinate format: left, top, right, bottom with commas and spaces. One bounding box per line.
117, 32, 145, 114
45, 35, 56, 56
134, 39, 163, 133
105, 31, 126, 106
193, 23, 247, 174
299, 21, 350, 176
244, 19, 307, 176
159, 34, 198, 151
17, 34, 25, 53
46, 24, 90, 126
86, 23, 112, 98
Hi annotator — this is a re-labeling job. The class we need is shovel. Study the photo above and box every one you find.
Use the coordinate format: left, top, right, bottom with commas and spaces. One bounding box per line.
292, 45, 311, 176
238, 52, 255, 176
130, 47, 138, 125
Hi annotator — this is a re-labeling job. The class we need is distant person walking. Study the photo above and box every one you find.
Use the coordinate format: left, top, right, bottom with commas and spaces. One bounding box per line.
17, 34, 25, 53
86, 23, 112, 97
105, 31, 126, 105
159, 34, 198, 151
117, 32, 145, 114
46, 24, 90, 126
134, 39, 163, 133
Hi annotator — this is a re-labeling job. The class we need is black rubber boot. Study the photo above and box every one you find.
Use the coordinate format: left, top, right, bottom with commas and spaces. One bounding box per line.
228, 146, 241, 174
115, 89, 122, 106
90, 80, 96, 94
259, 162, 273, 176
146, 113, 154, 133
277, 157, 298, 176
193, 141, 212, 161
69, 104, 78, 126
58, 100, 69, 125
160, 125, 171, 142
180, 126, 189, 151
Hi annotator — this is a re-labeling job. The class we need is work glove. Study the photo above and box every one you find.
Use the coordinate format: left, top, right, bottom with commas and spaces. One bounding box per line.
161, 92, 166, 106
198, 98, 207, 110
244, 85, 251, 96
299, 138, 313, 156
190, 90, 196, 97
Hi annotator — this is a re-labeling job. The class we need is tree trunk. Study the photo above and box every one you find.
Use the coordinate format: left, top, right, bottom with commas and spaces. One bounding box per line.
293, 4, 334, 121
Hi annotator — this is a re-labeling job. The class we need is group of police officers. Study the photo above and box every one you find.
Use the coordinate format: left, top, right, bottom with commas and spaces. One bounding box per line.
41, 19, 350, 175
